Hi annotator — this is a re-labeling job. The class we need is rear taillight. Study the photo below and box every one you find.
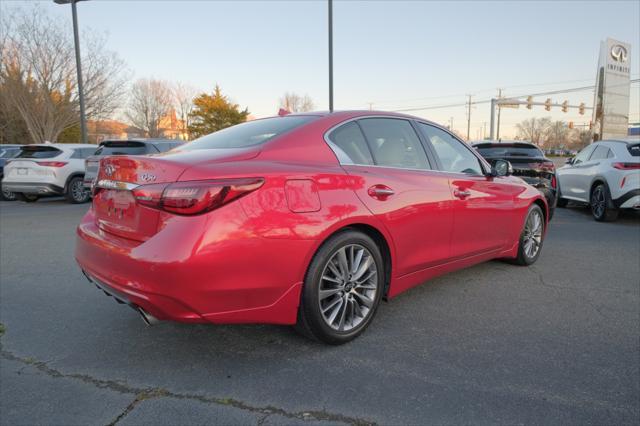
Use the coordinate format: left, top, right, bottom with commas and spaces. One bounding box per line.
37, 161, 67, 167
132, 178, 264, 216
612, 162, 640, 170
540, 161, 555, 172
551, 174, 557, 189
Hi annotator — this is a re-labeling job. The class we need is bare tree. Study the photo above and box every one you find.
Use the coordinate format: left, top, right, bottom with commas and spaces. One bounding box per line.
515, 117, 552, 146
279, 92, 315, 113
173, 82, 197, 140
0, 6, 127, 144
545, 121, 570, 149
125, 79, 173, 138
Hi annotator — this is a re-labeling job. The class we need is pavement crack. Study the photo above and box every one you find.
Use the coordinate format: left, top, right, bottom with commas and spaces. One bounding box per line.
0, 344, 375, 426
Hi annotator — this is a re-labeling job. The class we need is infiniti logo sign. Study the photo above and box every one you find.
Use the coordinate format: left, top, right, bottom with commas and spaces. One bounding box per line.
103, 165, 115, 177
610, 44, 628, 63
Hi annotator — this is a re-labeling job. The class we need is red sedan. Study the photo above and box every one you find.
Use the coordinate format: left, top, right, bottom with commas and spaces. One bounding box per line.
76, 111, 547, 344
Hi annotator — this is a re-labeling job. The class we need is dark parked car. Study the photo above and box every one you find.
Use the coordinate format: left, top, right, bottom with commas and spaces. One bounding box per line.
84, 139, 184, 188
472, 141, 558, 219
0, 144, 23, 201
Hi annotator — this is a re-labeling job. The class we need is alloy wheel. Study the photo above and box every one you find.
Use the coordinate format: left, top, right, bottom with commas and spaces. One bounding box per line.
591, 186, 605, 219
523, 210, 543, 259
2, 188, 16, 201
318, 244, 378, 332
72, 179, 88, 202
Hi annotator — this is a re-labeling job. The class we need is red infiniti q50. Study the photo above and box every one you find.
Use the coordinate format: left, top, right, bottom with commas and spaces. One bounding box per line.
76, 111, 547, 344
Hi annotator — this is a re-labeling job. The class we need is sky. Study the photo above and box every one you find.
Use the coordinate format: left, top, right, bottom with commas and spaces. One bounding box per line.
3, 0, 639, 139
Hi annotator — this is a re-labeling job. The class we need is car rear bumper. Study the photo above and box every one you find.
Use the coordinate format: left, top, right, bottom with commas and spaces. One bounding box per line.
75, 206, 314, 325
614, 189, 640, 209
1, 182, 64, 195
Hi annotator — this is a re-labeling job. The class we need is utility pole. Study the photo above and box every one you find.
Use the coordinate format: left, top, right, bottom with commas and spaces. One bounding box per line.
489, 99, 496, 139
483, 122, 487, 139
328, 0, 334, 112
496, 88, 503, 141
466, 94, 472, 140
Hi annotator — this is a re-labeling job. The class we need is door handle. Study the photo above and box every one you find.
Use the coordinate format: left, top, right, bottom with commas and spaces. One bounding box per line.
453, 189, 471, 199
368, 185, 394, 200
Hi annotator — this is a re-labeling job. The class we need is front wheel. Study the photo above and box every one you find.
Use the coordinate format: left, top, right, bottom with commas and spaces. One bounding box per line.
296, 230, 384, 345
65, 176, 90, 204
590, 183, 618, 222
514, 204, 545, 266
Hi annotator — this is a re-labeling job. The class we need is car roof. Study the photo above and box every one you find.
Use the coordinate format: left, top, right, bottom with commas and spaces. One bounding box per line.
471, 140, 539, 148
0, 144, 23, 148
601, 137, 640, 144
24, 143, 96, 149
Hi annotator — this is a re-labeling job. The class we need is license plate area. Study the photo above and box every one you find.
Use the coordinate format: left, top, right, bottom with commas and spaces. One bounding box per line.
94, 189, 160, 241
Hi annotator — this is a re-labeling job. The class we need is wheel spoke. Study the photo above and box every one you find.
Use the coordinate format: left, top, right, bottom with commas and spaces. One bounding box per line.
322, 275, 342, 284
351, 248, 364, 274
352, 291, 373, 308
319, 287, 342, 300
336, 248, 349, 279
325, 298, 344, 324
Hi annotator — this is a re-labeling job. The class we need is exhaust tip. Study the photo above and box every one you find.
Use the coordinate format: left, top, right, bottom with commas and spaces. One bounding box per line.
138, 308, 160, 326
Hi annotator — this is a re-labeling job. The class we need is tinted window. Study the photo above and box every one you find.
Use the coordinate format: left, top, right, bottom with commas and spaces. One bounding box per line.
17, 146, 62, 159
358, 118, 430, 170
182, 116, 317, 150
418, 123, 483, 175
475, 145, 543, 158
95, 141, 149, 156
0, 148, 21, 159
628, 143, 640, 157
589, 145, 611, 160
327, 122, 374, 165
573, 145, 595, 164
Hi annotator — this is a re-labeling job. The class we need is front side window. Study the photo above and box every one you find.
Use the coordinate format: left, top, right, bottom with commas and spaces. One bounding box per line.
358, 118, 431, 170
418, 123, 483, 175
182, 116, 317, 150
327, 122, 374, 165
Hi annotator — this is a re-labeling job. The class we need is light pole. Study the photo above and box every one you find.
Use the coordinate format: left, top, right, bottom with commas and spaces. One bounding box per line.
54, 0, 88, 144
328, 0, 334, 112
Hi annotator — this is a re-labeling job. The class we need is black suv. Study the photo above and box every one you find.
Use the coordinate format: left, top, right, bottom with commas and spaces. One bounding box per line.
472, 141, 558, 219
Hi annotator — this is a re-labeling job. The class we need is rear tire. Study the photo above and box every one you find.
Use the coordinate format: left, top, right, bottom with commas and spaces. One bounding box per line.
65, 176, 90, 204
295, 230, 384, 345
513, 204, 545, 266
590, 183, 618, 222
17, 193, 39, 203
1, 184, 17, 201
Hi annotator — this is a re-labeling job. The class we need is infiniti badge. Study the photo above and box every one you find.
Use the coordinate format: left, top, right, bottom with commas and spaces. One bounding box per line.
610, 44, 628, 63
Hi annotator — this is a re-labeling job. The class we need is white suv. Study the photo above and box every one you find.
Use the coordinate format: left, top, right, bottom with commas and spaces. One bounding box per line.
557, 138, 640, 221
2, 143, 97, 204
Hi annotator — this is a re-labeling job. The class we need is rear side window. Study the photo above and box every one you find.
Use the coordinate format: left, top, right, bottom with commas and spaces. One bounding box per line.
358, 118, 431, 170
418, 123, 483, 175
95, 141, 149, 156
17, 146, 62, 159
628, 143, 640, 157
589, 145, 611, 161
182, 116, 317, 150
475, 145, 543, 158
0, 148, 21, 159
327, 122, 374, 165
70, 148, 97, 159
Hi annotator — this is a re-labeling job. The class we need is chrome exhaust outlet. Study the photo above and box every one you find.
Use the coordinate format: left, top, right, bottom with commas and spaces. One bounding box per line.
138, 308, 160, 326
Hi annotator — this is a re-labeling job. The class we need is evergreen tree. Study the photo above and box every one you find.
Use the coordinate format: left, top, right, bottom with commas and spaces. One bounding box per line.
188, 85, 249, 138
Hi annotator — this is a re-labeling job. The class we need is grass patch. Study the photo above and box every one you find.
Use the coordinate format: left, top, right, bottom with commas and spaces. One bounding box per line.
0, 323, 5, 336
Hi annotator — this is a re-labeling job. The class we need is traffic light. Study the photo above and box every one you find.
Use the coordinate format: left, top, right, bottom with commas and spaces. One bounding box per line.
568, 121, 574, 129
526, 96, 533, 109
544, 98, 552, 111
562, 101, 568, 113
579, 103, 585, 115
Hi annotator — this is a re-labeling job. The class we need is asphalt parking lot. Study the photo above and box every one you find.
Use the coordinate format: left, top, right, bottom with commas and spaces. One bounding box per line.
1, 199, 639, 425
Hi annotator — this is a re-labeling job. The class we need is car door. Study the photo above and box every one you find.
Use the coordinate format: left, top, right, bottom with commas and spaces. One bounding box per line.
558, 144, 597, 202
417, 122, 518, 260
326, 117, 455, 277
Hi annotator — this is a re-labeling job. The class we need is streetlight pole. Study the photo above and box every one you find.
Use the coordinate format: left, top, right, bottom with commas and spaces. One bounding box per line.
55, 0, 88, 144
328, 0, 334, 112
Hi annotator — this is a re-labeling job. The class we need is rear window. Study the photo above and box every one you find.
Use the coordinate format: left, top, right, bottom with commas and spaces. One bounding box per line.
474, 145, 543, 158
95, 141, 150, 156
628, 143, 640, 157
17, 146, 62, 159
182, 116, 317, 150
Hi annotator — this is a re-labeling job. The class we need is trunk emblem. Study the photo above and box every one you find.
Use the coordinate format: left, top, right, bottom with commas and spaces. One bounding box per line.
140, 173, 157, 183
104, 165, 115, 176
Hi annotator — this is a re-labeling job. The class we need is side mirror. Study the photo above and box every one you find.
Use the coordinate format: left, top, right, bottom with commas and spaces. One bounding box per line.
565, 157, 574, 165
492, 159, 513, 177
